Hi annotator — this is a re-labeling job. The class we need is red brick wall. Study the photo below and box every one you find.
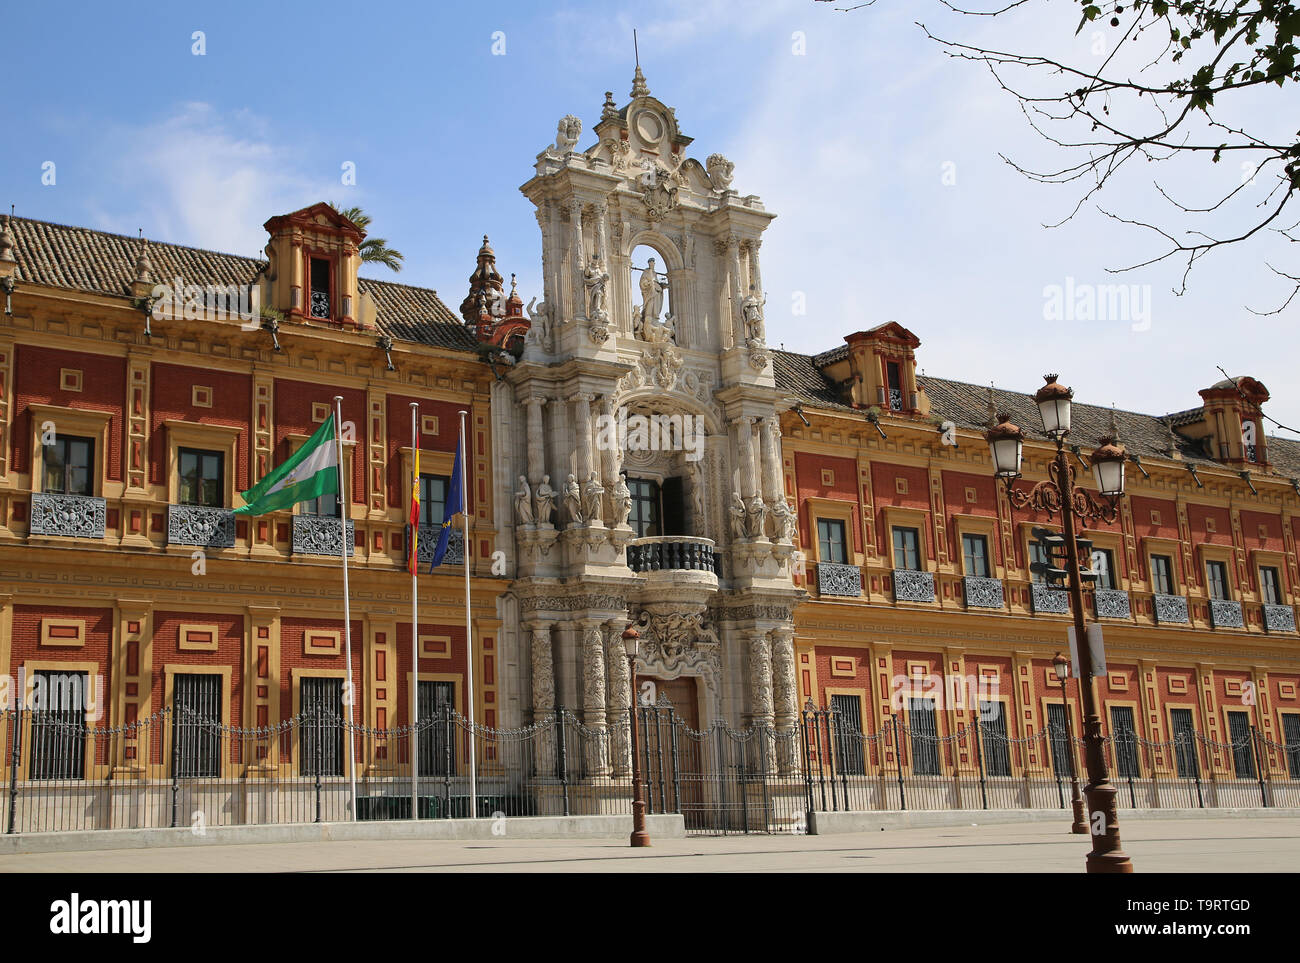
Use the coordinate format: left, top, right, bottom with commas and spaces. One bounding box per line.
870, 462, 929, 555
272, 380, 366, 503
150, 362, 252, 490
11, 346, 126, 479
795, 452, 859, 551
279, 618, 365, 721
10, 604, 113, 694
392, 622, 468, 728
385, 394, 467, 508
149, 612, 245, 720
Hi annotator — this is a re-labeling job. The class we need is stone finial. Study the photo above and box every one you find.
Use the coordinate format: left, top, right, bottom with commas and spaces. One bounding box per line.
1108, 404, 1120, 444
985, 382, 997, 428
0, 213, 15, 264
601, 91, 618, 121
134, 234, 152, 284
631, 65, 649, 99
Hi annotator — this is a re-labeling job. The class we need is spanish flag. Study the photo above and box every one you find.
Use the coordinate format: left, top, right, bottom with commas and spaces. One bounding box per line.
408, 445, 420, 575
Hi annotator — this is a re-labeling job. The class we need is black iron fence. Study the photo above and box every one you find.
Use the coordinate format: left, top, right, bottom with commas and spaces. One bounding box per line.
2, 702, 1297, 836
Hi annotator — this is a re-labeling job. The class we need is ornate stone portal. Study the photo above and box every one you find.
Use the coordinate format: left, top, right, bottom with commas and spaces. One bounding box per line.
498, 70, 804, 737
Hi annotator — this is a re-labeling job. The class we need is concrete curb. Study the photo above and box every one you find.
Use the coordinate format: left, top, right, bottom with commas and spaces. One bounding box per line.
0, 813, 686, 854
807, 807, 1299, 834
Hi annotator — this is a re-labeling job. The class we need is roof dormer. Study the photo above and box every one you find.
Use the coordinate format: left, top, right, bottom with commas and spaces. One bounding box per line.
1197, 375, 1271, 468
841, 322, 922, 414
263, 203, 366, 329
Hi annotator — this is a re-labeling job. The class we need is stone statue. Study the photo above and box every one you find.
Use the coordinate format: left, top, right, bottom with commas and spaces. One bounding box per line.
581, 471, 605, 523
563, 473, 583, 525
745, 494, 767, 539
526, 296, 552, 346
729, 492, 747, 541
742, 286, 766, 344
583, 256, 609, 321
612, 473, 633, 528
554, 114, 582, 154
534, 473, 556, 525
514, 475, 535, 526
706, 153, 735, 192
769, 498, 797, 543
637, 258, 666, 330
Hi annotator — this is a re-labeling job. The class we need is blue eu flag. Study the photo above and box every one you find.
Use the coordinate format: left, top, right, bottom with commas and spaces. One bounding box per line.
429, 440, 464, 571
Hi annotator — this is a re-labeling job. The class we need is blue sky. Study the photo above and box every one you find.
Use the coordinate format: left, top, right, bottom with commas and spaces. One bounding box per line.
6, 0, 1297, 432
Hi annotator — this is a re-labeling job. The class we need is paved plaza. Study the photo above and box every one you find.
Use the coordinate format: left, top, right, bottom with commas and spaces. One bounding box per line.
0, 817, 1295, 873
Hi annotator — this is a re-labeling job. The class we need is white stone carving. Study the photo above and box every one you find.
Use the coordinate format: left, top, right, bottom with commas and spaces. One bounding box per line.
563, 473, 583, 525
581, 471, 605, 524
612, 472, 633, 528
583, 255, 609, 321
534, 473, 556, 525
636, 257, 667, 331
745, 494, 767, 539
768, 498, 796, 543
742, 286, 766, 344
729, 492, 747, 541
525, 296, 552, 349
514, 475, 535, 526
554, 114, 582, 154
706, 153, 735, 192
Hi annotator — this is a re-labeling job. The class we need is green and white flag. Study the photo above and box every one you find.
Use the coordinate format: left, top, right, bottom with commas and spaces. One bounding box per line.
234, 415, 339, 516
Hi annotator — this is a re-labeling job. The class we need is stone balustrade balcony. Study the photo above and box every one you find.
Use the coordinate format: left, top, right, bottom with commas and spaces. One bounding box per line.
627, 536, 718, 576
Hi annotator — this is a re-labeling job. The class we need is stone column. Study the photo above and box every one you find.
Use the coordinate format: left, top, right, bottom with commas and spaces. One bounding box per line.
770, 627, 800, 775
525, 397, 546, 485
571, 200, 586, 319
749, 238, 764, 300
582, 620, 609, 775
594, 202, 609, 268
604, 620, 632, 777
727, 235, 744, 347
529, 622, 556, 769
574, 393, 594, 495
735, 416, 756, 498
598, 395, 618, 518
747, 631, 774, 728
760, 415, 782, 507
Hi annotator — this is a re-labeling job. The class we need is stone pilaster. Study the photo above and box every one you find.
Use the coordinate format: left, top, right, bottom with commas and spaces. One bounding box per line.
770, 627, 800, 774
574, 393, 594, 486
582, 620, 609, 774
747, 631, 774, 727
760, 415, 782, 506
525, 397, 546, 485
604, 620, 632, 776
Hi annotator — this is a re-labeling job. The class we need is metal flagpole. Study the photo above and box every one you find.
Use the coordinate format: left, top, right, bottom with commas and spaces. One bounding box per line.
460, 409, 477, 817
334, 396, 358, 821
410, 402, 419, 820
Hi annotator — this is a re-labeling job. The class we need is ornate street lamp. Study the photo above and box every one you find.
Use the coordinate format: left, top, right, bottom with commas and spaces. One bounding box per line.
985, 375, 1133, 873
1052, 652, 1088, 835
621, 624, 650, 848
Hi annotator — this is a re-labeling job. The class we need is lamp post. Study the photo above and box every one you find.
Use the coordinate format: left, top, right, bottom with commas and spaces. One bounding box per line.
985, 374, 1133, 873
1053, 652, 1088, 834
621, 624, 650, 847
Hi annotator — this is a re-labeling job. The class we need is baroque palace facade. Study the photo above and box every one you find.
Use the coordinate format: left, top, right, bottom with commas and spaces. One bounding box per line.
0, 69, 1297, 792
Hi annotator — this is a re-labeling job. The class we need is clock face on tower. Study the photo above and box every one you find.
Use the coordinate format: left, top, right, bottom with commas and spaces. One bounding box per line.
634, 109, 665, 147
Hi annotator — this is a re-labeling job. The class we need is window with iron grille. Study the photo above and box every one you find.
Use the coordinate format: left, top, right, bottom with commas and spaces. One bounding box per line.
886, 360, 903, 411
417, 680, 456, 776
1110, 705, 1141, 778
1151, 554, 1174, 596
627, 477, 661, 538
978, 701, 1012, 776
43, 435, 95, 496
1091, 548, 1117, 590
1170, 707, 1200, 778
892, 527, 920, 571
908, 698, 940, 776
28, 670, 88, 780
309, 257, 332, 319
1260, 566, 1283, 606
1226, 710, 1256, 779
178, 447, 224, 508
1046, 702, 1072, 776
818, 519, 847, 565
1206, 560, 1231, 601
300, 677, 344, 777
830, 694, 865, 775
961, 533, 989, 578
1283, 714, 1300, 779
172, 673, 222, 778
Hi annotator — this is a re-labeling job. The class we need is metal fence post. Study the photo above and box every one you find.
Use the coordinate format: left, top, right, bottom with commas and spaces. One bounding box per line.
170, 706, 181, 828
811, 708, 828, 813
1251, 725, 1268, 807
972, 712, 987, 810
7, 709, 20, 834
668, 707, 682, 813
555, 705, 570, 817
892, 714, 906, 811
800, 707, 815, 817
442, 704, 453, 819
313, 706, 323, 824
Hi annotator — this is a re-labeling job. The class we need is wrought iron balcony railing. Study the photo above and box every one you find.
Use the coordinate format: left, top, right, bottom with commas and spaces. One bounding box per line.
1208, 598, 1244, 630
963, 576, 1004, 610
1153, 593, 1189, 624
1030, 582, 1069, 614
1263, 603, 1297, 634
415, 526, 464, 568
29, 492, 106, 539
167, 505, 235, 548
627, 536, 718, 575
817, 562, 862, 598
892, 569, 934, 603
1093, 588, 1131, 619
292, 515, 355, 557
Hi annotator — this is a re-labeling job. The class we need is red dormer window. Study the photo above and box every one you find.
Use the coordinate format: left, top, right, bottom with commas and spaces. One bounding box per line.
309, 256, 333, 320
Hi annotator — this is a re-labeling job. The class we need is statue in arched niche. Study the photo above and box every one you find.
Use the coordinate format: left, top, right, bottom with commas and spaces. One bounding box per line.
636, 258, 674, 343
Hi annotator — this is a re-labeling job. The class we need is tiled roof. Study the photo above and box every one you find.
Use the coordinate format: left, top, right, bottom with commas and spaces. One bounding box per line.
4, 216, 474, 353
774, 347, 1300, 478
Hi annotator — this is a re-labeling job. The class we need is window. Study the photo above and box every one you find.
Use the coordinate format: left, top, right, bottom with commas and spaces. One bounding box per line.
309, 257, 332, 319
818, 519, 847, 565
42, 435, 95, 495
1110, 706, 1141, 778
892, 527, 920, 571
300, 677, 344, 777
417, 680, 456, 776
1091, 548, 1117, 590
1226, 710, 1256, 779
627, 478, 660, 538
830, 694, 865, 775
1206, 560, 1231, 600
885, 360, 903, 411
1046, 702, 1073, 776
1261, 566, 1283, 606
1151, 555, 1174, 596
178, 448, 225, 508
978, 701, 1012, 777
1169, 707, 1199, 779
1283, 715, 1300, 779
907, 698, 940, 776
1028, 539, 1049, 584
173, 674, 221, 778
29, 670, 88, 780
418, 474, 449, 527
961, 533, 990, 578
